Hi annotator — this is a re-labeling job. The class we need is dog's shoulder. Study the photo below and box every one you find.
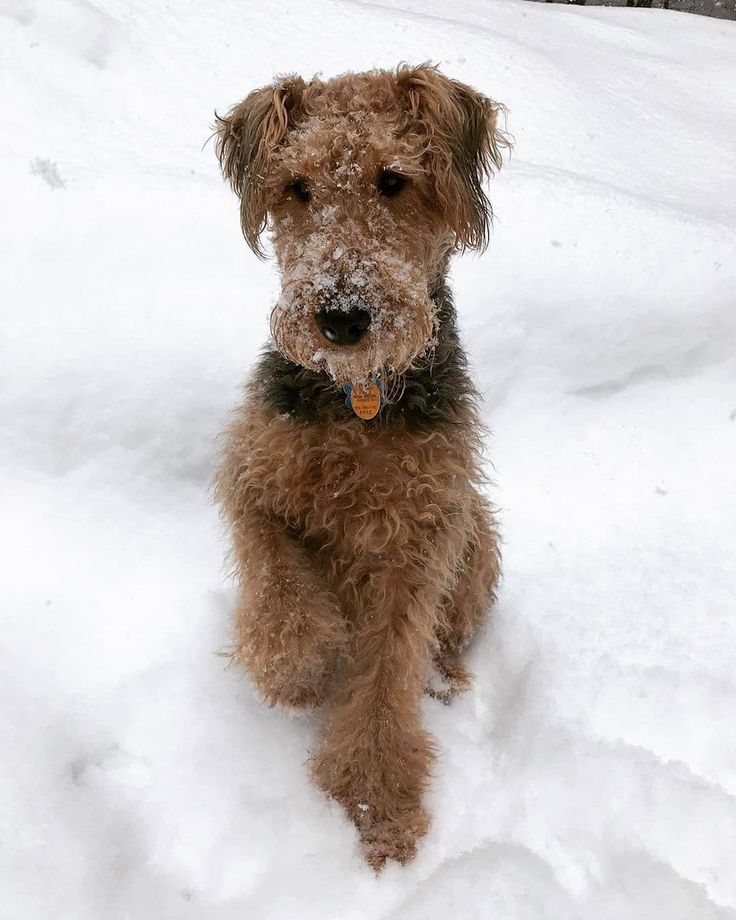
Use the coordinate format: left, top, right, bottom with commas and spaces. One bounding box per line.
249, 348, 341, 424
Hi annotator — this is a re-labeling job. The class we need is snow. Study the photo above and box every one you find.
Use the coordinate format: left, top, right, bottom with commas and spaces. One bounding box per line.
2, 0, 735, 917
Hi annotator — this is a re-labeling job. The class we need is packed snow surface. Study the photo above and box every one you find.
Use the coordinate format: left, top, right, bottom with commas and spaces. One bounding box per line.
2, 1, 735, 917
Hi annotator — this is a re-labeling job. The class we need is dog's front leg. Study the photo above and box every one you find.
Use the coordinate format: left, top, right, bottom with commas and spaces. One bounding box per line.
229, 507, 347, 708
311, 542, 452, 869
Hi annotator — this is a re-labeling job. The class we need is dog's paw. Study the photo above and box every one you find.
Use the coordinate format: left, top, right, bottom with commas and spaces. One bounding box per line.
244, 642, 337, 709
425, 653, 472, 704
235, 595, 347, 709
353, 803, 430, 871
313, 760, 429, 869
261, 675, 329, 709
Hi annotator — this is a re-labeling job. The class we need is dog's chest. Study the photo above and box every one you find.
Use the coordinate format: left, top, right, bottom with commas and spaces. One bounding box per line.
244, 407, 472, 548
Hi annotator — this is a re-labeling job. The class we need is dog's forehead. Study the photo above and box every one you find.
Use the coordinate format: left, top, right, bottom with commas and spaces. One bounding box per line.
303, 71, 402, 115
279, 113, 414, 180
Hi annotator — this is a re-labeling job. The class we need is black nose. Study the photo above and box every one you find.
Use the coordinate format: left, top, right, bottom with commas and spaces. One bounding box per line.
315, 308, 371, 346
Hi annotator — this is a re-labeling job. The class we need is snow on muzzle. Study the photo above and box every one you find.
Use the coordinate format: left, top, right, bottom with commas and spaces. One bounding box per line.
270, 249, 437, 387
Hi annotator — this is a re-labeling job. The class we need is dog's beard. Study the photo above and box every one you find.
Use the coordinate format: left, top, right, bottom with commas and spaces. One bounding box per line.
270, 261, 436, 387
271, 296, 435, 387
269, 239, 439, 386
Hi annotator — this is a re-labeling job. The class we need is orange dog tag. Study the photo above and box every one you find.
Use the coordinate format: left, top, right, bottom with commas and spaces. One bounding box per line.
349, 380, 382, 420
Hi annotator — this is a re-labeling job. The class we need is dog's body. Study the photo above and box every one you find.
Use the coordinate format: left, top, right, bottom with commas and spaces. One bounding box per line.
214, 65, 508, 868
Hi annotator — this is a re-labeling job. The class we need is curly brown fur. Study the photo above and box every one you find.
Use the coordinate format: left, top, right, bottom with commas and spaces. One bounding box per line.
214, 64, 507, 869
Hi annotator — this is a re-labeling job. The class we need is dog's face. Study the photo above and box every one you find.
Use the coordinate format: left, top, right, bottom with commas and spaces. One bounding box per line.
216, 65, 508, 386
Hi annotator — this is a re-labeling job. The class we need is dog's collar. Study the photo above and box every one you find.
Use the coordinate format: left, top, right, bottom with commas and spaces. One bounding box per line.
342, 377, 384, 420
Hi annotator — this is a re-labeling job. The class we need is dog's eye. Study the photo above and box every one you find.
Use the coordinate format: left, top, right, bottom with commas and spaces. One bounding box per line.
288, 179, 311, 203
377, 170, 406, 198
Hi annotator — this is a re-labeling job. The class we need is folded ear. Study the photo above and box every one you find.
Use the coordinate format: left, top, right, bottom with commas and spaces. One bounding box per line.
214, 76, 305, 257
396, 64, 511, 252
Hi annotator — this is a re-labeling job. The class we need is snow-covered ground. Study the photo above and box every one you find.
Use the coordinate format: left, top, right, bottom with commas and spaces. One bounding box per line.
2, 0, 735, 916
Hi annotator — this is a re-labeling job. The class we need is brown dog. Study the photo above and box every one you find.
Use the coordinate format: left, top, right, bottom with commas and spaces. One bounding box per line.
214, 64, 508, 869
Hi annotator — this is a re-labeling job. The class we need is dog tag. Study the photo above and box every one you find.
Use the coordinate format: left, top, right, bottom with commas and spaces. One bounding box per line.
346, 380, 382, 420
